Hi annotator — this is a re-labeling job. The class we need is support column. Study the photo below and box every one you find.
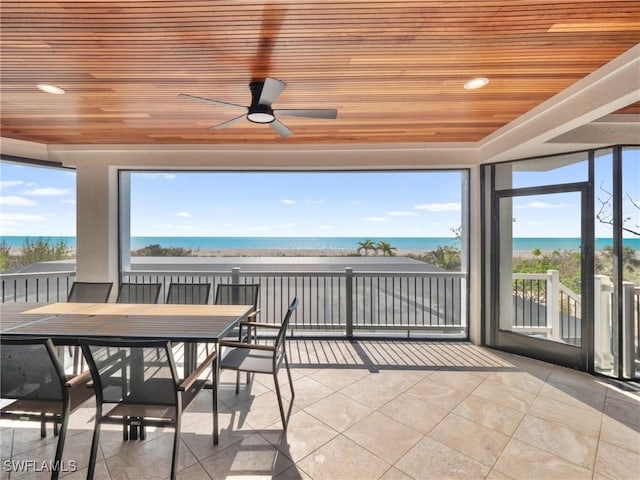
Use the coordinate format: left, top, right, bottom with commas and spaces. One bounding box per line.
74, 162, 120, 295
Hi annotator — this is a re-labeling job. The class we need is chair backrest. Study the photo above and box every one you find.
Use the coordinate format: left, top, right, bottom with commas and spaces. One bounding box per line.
1, 337, 66, 402
214, 283, 259, 310
166, 283, 211, 305
81, 339, 180, 407
275, 297, 298, 359
116, 282, 162, 304
67, 281, 113, 303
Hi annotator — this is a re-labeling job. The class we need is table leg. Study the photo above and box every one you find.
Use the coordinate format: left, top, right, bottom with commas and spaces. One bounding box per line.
213, 342, 219, 445
183, 342, 197, 378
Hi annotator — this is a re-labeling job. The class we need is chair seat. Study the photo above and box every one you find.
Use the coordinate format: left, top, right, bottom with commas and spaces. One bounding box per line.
1, 399, 64, 415
104, 403, 177, 421
220, 347, 274, 374
1, 374, 93, 416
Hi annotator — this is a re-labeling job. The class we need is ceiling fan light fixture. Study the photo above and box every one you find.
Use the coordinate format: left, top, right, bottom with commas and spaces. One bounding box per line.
464, 77, 489, 90
36, 83, 65, 94
247, 112, 275, 123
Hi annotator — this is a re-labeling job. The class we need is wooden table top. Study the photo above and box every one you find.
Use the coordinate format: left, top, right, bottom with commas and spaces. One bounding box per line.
0, 302, 253, 342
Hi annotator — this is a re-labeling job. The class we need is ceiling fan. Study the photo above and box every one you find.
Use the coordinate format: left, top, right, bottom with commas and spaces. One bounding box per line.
178, 78, 337, 138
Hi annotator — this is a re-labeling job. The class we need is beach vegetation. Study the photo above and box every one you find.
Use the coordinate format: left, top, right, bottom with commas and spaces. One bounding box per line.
22, 238, 71, 265
0, 238, 71, 272
132, 244, 194, 257
0, 241, 11, 271
595, 245, 640, 283
513, 249, 582, 294
512, 246, 640, 301
418, 245, 462, 271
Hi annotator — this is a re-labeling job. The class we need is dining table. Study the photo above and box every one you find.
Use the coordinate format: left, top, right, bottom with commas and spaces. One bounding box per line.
0, 301, 253, 444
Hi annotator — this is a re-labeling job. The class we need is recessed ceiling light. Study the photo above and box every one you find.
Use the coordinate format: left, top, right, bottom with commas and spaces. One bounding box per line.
36, 83, 65, 94
464, 77, 489, 90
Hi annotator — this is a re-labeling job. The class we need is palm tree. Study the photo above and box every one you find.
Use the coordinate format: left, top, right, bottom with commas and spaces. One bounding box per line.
376, 240, 397, 257
357, 239, 375, 256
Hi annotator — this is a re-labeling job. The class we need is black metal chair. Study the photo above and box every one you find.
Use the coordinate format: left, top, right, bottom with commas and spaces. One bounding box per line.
66, 281, 113, 303
66, 281, 114, 373
215, 282, 260, 337
166, 282, 211, 305
81, 338, 216, 480
0, 337, 94, 480
116, 282, 162, 304
219, 296, 297, 429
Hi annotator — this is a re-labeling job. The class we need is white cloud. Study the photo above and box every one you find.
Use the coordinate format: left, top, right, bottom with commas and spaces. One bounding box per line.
274, 223, 295, 230
304, 199, 324, 206
319, 225, 335, 230
414, 202, 461, 212
351, 200, 363, 205
23, 187, 71, 196
515, 201, 571, 209
60, 199, 76, 205
365, 217, 387, 222
387, 211, 418, 217
280, 199, 297, 205
177, 211, 192, 217
0, 212, 47, 224
163, 174, 176, 180
0, 180, 24, 188
0, 196, 37, 206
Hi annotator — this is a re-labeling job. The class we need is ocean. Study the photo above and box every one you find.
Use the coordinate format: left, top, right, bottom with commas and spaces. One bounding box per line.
1, 236, 639, 251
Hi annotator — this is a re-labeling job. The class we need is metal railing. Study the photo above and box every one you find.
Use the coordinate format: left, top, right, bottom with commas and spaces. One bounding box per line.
0, 271, 76, 303
1, 267, 468, 338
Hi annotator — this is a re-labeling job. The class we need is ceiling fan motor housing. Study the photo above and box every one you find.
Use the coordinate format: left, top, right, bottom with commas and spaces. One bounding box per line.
248, 81, 275, 123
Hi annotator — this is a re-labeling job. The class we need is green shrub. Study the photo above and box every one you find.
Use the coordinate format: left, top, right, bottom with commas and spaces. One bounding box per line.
410, 245, 462, 271
0, 241, 12, 271
21, 238, 71, 264
132, 244, 193, 257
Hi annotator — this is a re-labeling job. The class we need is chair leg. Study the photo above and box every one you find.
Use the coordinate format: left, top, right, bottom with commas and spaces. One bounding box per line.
274, 353, 295, 429
87, 420, 102, 480
273, 372, 287, 429
284, 353, 295, 400
51, 415, 68, 480
170, 416, 181, 480
235, 371, 240, 394
123, 418, 129, 441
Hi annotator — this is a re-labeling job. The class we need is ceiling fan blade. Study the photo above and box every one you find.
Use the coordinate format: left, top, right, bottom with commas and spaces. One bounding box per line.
210, 114, 247, 130
258, 77, 286, 105
269, 119, 293, 137
178, 93, 247, 110
274, 108, 338, 119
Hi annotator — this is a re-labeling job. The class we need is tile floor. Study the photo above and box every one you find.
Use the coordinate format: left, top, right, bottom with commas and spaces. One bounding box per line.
1, 340, 639, 479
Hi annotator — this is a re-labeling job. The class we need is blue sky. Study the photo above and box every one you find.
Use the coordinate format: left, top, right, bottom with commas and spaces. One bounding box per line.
0, 150, 638, 238
129, 171, 464, 237
0, 163, 76, 236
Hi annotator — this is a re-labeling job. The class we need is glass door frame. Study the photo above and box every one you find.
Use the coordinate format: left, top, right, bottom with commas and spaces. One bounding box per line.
490, 182, 595, 371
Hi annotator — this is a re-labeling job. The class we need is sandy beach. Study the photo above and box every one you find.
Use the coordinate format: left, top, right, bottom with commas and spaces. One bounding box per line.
186, 247, 422, 257
6, 246, 567, 258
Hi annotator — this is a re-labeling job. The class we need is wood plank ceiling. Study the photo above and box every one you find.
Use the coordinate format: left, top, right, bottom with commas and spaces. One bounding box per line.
1, 1, 639, 145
